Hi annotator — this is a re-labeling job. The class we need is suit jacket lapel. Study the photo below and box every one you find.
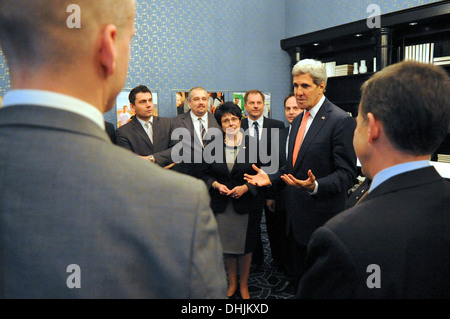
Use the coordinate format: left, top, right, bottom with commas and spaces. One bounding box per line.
241, 118, 249, 131
290, 101, 331, 170
288, 113, 302, 166
229, 137, 249, 175
152, 117, 163, 150
205, 112, 222, 144
182, 111, 198, 142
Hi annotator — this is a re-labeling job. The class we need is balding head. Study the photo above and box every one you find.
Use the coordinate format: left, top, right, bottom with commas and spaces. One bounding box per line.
0, 0, 135, 112
0, 0, 135, 72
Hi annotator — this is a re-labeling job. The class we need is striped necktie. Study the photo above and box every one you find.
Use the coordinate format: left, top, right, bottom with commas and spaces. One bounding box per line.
198, 118, 207, 147
253, 122, 260, 140
144, 121, 153, 143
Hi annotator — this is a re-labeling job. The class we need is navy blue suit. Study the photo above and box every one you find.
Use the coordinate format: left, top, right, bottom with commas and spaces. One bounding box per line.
298, 167, 450, 298
270, 98, 357, 246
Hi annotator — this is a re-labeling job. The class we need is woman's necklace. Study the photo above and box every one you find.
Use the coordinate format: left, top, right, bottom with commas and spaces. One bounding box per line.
224, 134, 242, 149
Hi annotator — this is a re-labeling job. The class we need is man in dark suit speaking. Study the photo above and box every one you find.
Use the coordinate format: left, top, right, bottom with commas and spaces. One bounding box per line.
116, 85, 174, 167
297, 61, 450, 298
244, 59, 357, 288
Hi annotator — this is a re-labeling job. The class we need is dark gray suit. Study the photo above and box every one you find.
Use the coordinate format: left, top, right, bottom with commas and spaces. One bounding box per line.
116, 115, 174, 167
271, 99, 357, 246
0, 104, 226, 298
298, 166, 450, 298
269, 98, 356, 286
170, 111, 222, 178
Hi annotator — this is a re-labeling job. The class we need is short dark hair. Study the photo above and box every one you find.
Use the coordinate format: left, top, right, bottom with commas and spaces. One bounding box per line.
129, 85, 151, 104
360, 61, 450, 156
214, 102, 243, 126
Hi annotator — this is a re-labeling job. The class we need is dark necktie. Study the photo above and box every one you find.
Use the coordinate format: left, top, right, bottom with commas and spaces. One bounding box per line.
253, 122, 260, 141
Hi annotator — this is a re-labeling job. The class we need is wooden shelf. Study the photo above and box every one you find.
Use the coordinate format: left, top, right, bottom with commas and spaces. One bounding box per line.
328, 72, 375, 79
281, 1, 450, 116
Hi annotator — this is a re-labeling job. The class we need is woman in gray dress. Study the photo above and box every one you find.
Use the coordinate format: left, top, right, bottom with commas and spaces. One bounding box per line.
200, 102, 265, 299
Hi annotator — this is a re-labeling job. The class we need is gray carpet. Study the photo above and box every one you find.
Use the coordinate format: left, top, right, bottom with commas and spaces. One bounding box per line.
243, 212, 295, 299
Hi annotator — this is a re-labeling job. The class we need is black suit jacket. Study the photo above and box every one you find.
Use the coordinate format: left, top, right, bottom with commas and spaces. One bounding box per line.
170, 111, 222, 178
104, 121, 116, 144
272, 126, 290, 212
270, 98, 357, 245
241, 117, 285, 175
199, 135, 265, 214
345, 177, 371, 209
298, 166, 450, 298
115, 115, 174, 167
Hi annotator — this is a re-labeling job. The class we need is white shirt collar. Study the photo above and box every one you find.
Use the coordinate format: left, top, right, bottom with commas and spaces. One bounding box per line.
136, 116, 153, 127
190, 110, 208, 123
306, 95, 326, 118
247, 116, 264, 128
2, 89, 105, 129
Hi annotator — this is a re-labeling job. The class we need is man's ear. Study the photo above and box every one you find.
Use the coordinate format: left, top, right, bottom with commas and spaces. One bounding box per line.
98, 24, 117, 77
318, 81, 326, 93
367, 112, 380, 144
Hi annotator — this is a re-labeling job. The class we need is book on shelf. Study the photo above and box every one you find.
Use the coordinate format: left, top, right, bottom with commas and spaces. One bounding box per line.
434, 60, 450, 66
334, 64, 354, 77
437, 154, 450, 164
324, 61, 336, 77
433, 56, 450, 66
404, 42, 435, 64
433, 56, 450, 62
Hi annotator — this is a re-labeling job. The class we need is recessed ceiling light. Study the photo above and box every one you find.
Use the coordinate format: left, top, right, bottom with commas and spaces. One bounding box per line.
409, 22, 418, 26
355, 33, 363, 37
313, 43, 319, 46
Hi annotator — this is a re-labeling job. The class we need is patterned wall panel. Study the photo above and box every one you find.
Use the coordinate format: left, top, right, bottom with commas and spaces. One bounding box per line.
0, 0, 290, 122
125, 0, 291, 121
0, 55, 8, 97
0, 0, 440, 123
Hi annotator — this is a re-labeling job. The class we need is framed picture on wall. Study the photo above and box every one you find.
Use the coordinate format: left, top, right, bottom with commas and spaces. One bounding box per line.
232, 92, 246, 118
262, 92, 271, 118
173, 90, 189, 115
114, 88, 159, 128
209, 91, 225, 114
115, 88, 132, 128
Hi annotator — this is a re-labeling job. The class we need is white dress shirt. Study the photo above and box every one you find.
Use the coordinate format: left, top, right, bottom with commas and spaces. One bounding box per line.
190, 111, 209, 145
137, 116, 154, 143
247, 116, 264, 140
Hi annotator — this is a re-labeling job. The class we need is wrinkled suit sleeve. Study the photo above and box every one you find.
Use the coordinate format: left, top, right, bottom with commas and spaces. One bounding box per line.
188, 183, 227, 299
